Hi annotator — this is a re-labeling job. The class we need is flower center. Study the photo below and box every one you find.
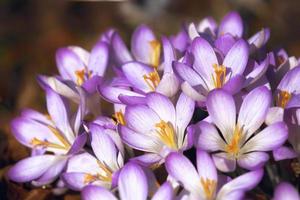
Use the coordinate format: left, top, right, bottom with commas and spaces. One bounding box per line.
143, 69, 160, 91
75, 68, 92, 85
277, 90, 291, 108
155, 120, 177, 149
112, 110, 126, 125
200, 177, 216, 200
149, 40, 161, 69
211, 64, 226, 88
225, 125, 243, 157
30, 125, 71, 151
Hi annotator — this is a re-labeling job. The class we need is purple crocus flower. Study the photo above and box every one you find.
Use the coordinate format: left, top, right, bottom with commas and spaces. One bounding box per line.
8, 87, 87, 185
81, 162, 174, 200
196, 86, 288, 172
273, 182, 300, 200
62, 123, 124, 191
165, 150, 263, 200
99, 36, 179, 104
174, 37, 249, 104
119, 92, 195, 166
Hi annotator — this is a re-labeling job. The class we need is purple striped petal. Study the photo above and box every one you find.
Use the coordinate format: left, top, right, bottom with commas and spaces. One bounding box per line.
173, 61, 205, 86
88, 41, 109, 77
238, 86, 271, 139
152, 182, 174, 200
206, 89, 236, 142
212, 153, 236, 172
196, 150, 217, 181
218, 11, 243, 37
238, 152, 269, 170
82, 185, 117, 200
131, 24, 156, 65
161, 36, 176, 73
156, 73, 179, 97
242, 122, 288, 152
119, 162, 148, 200
215, 33, 235, 55
181, 81, 206, 101
8, 155, 59, 182
111, 32, 133, 64
223, 39, 249, 76
165, 152, 200, 194
278, 66, 300, 93
222, 74, 245, 95
273, 146, 297, 161
274, 182, 300, 200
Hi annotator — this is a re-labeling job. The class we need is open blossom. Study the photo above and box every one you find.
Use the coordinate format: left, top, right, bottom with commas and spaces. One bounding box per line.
273, 182, 300, 200
119, 92, 195, 165
62, 123, 124, 191
81, 162, 174, 200
8, 86, 87, 185
165, 150, 263, 200
174, 37, 249, 104
196, 86, 288, 172
99, 35, 179, 105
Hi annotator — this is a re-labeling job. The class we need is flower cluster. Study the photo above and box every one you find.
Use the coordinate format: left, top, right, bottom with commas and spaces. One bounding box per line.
9, 11, 300, 200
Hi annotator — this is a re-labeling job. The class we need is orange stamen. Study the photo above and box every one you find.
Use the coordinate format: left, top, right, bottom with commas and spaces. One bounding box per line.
211, 64, 226, 88
155, 120, 177, 149
277, 90, 291, 108
143, 69, 160, 91
200, 177, 216, 200
149, 40, 161, 69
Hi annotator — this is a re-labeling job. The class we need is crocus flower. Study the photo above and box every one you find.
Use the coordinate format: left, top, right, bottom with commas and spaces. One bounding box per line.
174, 37, 249, 104
165, 150, 263, 200
119, 92, 195, 166
62, 123, 124, 191
273, 182, 300, 200
81, 162, 174, 200
99, 36, 179, 104
8, 87, 87, 185
196, 86, 288, 172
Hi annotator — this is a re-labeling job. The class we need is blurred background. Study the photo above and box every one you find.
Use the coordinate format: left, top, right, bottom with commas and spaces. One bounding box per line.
1, 0, 300, 199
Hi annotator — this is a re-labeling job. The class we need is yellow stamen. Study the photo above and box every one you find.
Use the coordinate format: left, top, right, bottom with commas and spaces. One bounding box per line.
200, 177, 216, 200
48, 125, 71, 149
30, 137, 68, 150
75, 68, 93, 86
149, 40, 161, 69
277, 90, 291, 108
225, 125, 243, 157
143, 69, 160, 91
155, 120, 177, 149
44, 114, 52, 121
97, 161, 113, 182
83, 173, 99, 184
112, 111, 126, 125
211, 64, 226, 88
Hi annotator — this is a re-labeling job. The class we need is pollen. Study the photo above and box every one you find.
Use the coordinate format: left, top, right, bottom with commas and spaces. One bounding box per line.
75, 68, 93, 86
155, 120, 177, 149
211, 64, 226, 88
149, 40, 161, 69
200, 177, 216, 200
277, 90, 291, 108
143, 69, 160, 91
225, 125, 243, 157
112, 110, 126, 125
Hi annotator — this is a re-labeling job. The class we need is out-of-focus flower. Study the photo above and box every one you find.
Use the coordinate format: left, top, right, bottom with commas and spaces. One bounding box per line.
165, 150, 263, 200
62, 123, 124, 191
8, 87, 87, 185
174, 37, 249, 104
119, 92, 195, 166
196, 87, 288, 172
81, 162, 174, 200
273, 182, 300, 200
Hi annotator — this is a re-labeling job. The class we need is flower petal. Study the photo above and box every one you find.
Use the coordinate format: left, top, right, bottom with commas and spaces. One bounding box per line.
173, 61, 205, 86
8, 155, 59, 182
122, 61, 155, 93
242, 122, 288, 152
82, 185, 117, 200
165, 152, 200, 194
152, 182, 174, 200
212, 153, 236, 172
191, 37, 218, 86
222, 74, 245, 95
196, 121, 226, 152
223, 39, 249, 76
119, 162, 148, 200
273, 146, 297, 161
278, 66, 300, 93
237, 152, 269, 170
273, 182, 300, 200
265, 107, 284, 125
111, 32, 133, 64
214, 33, 235, 55
196, 149, 217, 181
156, 73, 179, 97
206, 89, 236, 143
131, 24, 156, 65
181, 81, 206, 101
238, 86, 271, 139
218, 11, 243, 37
217, 169, 263, 200
88, 41, 109, 76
